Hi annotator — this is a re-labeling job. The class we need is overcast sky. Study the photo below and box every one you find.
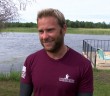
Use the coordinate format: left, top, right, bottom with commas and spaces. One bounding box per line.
17, 0, 110, 23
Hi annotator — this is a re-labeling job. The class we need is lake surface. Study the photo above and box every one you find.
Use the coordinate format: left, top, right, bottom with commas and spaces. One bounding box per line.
0, 32, 110, 73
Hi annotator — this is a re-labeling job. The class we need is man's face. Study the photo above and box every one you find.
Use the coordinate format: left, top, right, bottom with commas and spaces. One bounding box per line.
37, 16, 66, 53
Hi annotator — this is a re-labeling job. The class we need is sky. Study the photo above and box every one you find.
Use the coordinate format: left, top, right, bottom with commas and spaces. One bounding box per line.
16, 0, 110, 23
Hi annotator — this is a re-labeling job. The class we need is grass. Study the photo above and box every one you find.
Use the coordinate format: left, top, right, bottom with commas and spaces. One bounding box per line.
67, 28, 110, 35
0, 72, 20, 96
1, 27, 38, 32
93, 69, 110, 96
0, 70, 110, 96
0, 81, 20, 96
1, 27, 110, 35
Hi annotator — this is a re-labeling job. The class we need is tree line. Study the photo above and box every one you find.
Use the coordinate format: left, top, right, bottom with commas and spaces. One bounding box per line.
5, 20, 110, 28
5, 22, 37, 28
66, 20, 110, 28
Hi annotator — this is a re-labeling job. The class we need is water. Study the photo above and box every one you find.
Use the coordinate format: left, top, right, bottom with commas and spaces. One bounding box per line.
0, 32, 110, 73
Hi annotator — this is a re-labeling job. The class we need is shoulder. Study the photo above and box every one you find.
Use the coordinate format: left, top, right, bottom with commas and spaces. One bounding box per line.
68, 47, 92, 67
27, 49, 44, 60
69, 47, 90, 61
24, 49, 45, 65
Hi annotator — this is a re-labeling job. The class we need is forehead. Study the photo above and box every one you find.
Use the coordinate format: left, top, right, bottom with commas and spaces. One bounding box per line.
37, 16, 59, 28
38, 16, 58, 22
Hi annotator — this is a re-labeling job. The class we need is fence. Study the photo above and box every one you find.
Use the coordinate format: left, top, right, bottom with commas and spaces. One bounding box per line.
83, 39, 110, 68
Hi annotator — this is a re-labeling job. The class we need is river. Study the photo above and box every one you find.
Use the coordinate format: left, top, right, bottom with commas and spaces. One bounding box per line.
0, 32, 110, 73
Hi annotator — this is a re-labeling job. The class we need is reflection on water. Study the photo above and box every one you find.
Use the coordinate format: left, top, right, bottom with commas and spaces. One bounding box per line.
0, 32, 110, 73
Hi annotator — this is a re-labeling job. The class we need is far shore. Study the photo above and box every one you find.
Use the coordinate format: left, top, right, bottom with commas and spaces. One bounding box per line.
1, 27, 110, 35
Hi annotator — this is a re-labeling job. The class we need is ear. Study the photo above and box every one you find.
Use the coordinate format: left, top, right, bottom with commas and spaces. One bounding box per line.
62, 24, 67, 34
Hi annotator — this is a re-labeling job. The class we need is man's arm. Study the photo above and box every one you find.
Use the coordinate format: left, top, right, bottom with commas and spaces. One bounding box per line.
20, 82, 33, 96
78, 92, 93, 96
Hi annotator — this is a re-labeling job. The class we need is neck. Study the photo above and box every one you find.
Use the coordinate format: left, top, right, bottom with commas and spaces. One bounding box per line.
46, 45, 68, 60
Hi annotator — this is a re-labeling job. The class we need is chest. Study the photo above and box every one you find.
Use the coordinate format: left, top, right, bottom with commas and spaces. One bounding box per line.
31, 61, 80, 93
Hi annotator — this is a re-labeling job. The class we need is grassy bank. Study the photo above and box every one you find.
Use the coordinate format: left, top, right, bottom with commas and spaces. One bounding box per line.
1, 27, 110, 35
2, 27, 37, 32
0, 70, 110, 96
0, 72, 21, 81
67, 28, 110, 35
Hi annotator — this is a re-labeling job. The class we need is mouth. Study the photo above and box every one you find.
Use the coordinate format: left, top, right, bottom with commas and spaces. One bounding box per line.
41, 38, 54, 48
42, 40, 54, 47
43, 38, 54, 43
43, 41, 53, 45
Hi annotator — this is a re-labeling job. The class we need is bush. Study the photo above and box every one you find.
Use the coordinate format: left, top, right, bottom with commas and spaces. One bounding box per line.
0, 71, 21, 81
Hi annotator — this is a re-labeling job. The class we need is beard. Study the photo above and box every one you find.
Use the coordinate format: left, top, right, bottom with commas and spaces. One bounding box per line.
40, 30, 64, 53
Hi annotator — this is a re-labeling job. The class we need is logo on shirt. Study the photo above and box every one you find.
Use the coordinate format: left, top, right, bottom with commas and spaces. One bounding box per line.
59, 74, 75, 83
21, 66, 26, 79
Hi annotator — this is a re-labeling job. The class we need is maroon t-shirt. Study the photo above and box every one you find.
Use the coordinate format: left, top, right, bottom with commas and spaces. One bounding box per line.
21, 47, 93, 96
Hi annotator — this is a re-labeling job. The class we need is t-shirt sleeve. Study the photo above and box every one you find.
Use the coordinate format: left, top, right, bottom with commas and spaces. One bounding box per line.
78, 59, 93, 93
20, 55, 33, 85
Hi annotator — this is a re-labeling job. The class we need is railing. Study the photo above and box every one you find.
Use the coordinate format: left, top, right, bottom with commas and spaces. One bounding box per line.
83, 39, 110, 68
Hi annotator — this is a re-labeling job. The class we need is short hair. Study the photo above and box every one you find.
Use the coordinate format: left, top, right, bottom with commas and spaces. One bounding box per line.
37, 8, 66, 28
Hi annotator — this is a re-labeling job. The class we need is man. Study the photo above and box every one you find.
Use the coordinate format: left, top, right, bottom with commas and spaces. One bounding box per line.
20, 8, 93, 96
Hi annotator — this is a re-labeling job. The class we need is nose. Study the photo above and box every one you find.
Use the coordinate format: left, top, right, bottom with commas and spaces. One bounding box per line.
42, 32, 49, 39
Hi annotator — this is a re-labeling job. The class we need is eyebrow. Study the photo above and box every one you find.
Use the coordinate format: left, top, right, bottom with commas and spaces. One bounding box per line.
38, 28, 55, 32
